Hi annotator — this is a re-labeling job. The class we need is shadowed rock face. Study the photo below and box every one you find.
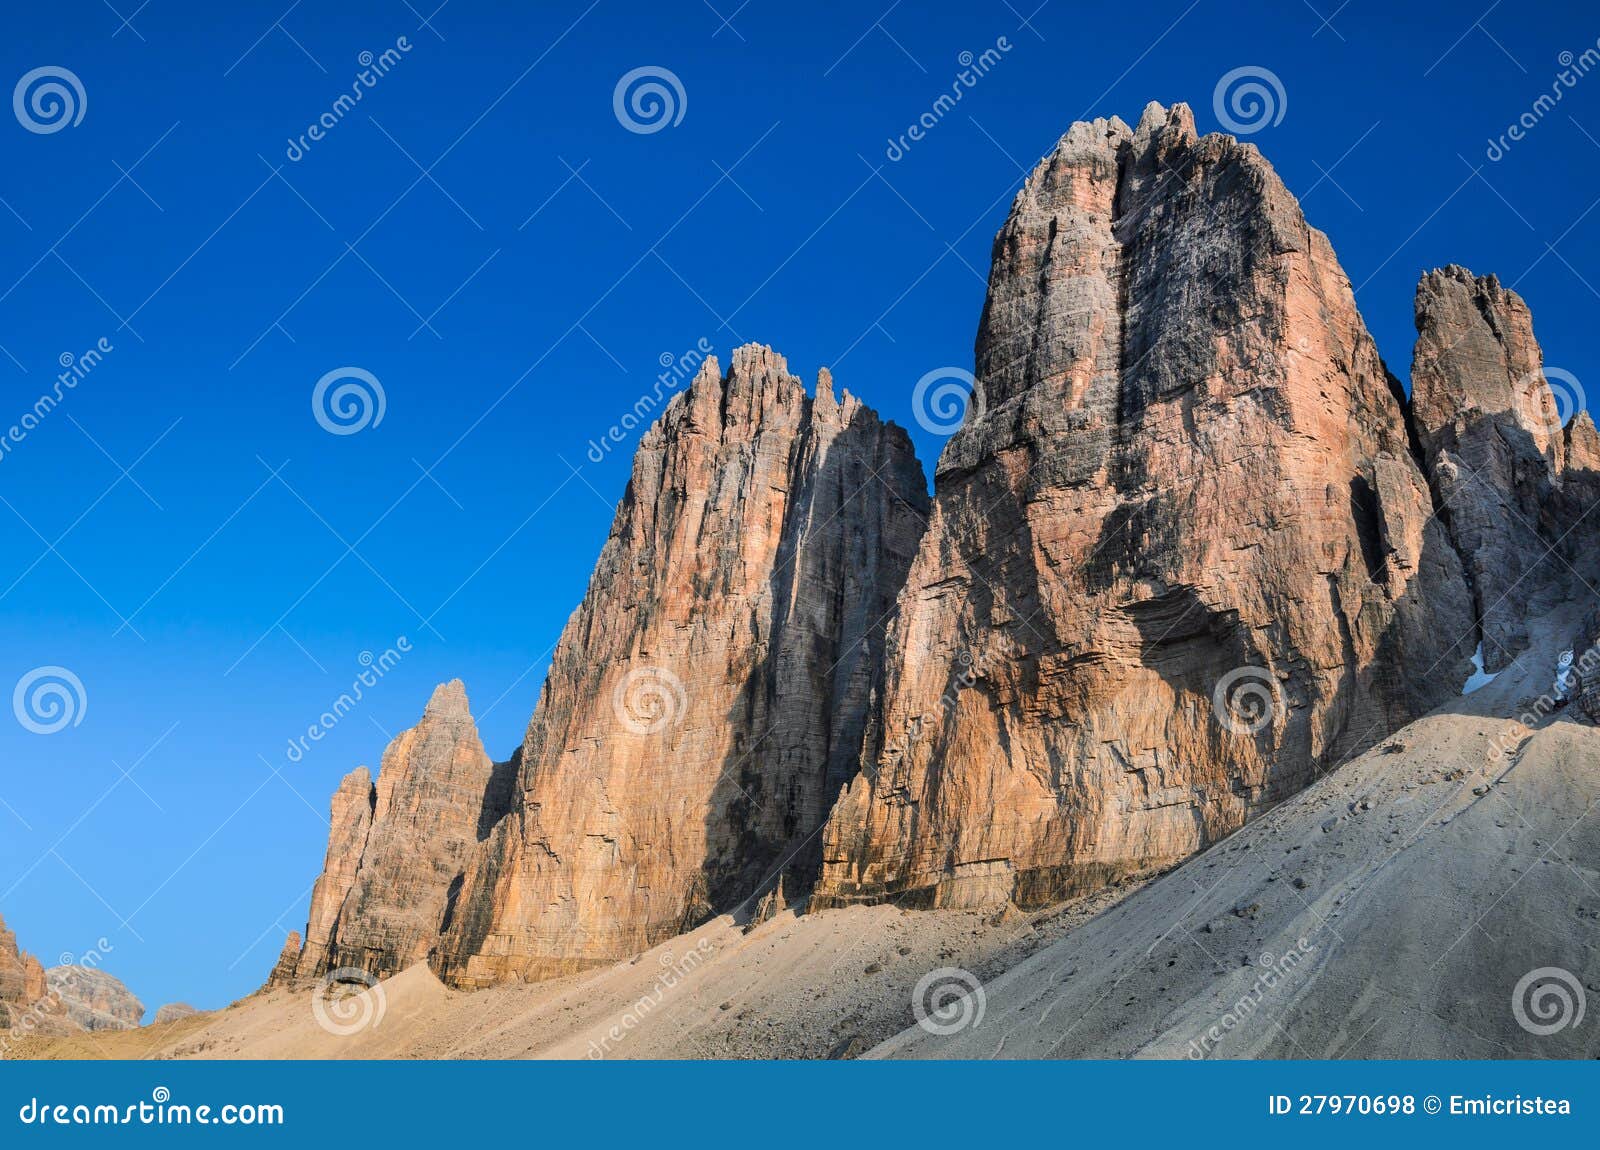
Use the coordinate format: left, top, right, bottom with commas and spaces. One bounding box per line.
813, 102, 1476, 911
1410, 266, 1566, 671
435, 348, 930, 986
1410, 267, 1600, 673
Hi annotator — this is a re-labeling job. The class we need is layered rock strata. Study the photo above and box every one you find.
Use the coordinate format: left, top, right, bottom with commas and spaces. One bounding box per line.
43, 966, 145, 1031
279, 349, 929, 987
436, 348, 929, 985
277, 102, 1598, 989
0, 915, 47, 1030
814, 102, 1476, 910
276, 681, 514, 982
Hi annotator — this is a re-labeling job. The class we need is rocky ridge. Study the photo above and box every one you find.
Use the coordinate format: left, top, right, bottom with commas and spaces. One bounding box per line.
272, 102, 1598, 994
816, 102, 1474, 910
43, 966, 145, 1031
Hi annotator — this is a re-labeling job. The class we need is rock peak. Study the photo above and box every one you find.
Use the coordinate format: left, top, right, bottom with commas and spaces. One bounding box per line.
424, 678, 472, 720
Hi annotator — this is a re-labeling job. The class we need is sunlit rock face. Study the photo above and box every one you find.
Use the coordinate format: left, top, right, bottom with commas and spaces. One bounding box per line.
815, 102, 1475, 911
433, 348, 930, 986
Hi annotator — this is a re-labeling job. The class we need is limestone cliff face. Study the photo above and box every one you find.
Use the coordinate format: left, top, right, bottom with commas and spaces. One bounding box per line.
43, 966, 144, 1031
1410, 267, 1568, 670
435, 347, 929, 984
814, 103, 1475, 910
276, 104, 1594, 988
278, 681, 513, 982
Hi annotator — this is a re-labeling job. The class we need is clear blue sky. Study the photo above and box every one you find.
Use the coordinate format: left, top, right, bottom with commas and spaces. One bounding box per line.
0, 0, 1593, 1017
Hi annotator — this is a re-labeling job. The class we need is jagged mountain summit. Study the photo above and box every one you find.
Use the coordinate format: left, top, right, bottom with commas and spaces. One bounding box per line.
267, 102, 1598, 997
817, 101, 1474, 910
274, 346, 929, 988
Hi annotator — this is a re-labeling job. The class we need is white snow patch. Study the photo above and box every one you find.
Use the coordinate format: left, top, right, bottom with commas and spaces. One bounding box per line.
1463, 642, 1498, 695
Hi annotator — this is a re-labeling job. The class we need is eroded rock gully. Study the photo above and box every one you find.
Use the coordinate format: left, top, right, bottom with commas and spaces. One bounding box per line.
272, 102, 1596, 990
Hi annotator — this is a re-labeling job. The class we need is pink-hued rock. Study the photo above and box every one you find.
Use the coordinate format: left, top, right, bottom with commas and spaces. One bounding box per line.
43, 966, 144, 1031
436, 348, 929, 985
814, 102, 1475, 911
280, 681, 514, 983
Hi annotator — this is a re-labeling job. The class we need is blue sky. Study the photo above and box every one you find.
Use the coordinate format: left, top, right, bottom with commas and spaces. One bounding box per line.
0, 0, 1594, 1017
